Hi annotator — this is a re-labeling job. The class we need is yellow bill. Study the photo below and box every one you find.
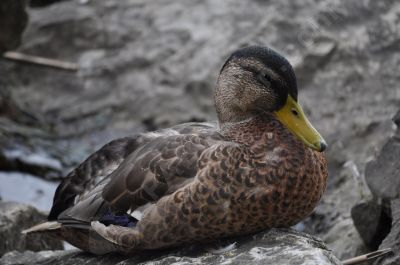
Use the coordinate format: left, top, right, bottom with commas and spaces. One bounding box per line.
275, 96, 327, 152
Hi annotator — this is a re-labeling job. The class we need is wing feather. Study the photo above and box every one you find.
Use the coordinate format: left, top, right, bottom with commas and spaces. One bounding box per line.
102, 134, 215, 213
53, 123, 222, 225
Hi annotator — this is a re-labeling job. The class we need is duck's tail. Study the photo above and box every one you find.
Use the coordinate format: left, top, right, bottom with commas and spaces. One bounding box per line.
22, 220, 123, 255
22, 221, 62, 234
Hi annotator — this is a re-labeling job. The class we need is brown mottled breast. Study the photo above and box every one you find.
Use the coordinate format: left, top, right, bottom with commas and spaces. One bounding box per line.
221, 115, 328, 227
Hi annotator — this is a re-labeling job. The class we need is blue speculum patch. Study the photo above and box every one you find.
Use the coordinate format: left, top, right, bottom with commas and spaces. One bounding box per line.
100, 210, 138, 227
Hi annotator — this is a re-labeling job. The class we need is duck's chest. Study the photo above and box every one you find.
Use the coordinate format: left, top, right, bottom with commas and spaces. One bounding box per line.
219, 119, 328, 228
237, 145, 327, 227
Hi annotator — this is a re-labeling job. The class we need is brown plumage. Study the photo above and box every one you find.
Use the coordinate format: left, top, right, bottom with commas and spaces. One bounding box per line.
24, 46, 328, 254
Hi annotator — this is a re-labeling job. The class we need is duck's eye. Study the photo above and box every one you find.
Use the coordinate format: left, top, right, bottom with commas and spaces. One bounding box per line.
291, 108, 299, 117
263, 74, 272, 83
259, 73, 273, 87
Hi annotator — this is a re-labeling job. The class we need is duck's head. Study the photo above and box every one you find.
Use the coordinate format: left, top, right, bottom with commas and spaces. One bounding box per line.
215, 46, 327, 152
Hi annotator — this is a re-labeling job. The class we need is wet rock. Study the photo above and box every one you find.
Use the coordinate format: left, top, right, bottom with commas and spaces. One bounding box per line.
0, 0, 28, 53
0, 229, 340, 265
0, 201, 63, 256
351, 200, 391, 250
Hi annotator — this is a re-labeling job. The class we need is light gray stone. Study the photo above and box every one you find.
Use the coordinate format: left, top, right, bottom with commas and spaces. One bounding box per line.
0, 229, 340, 265
356, 110, 400, 265
365, 111, 400, 200
323, 218, 369, 261
0, 201, 63, 256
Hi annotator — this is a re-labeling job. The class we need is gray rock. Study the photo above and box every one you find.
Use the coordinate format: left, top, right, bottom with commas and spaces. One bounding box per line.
0, 201, 63, 256
0, 229, 340, 265
365, 111, 400, 200
0, 0, 28, 53
351, 109, 400, 265
351, 200, 391, 250
322, 218, 368, 261
348, 110, 400, 265
393, 111, 400, 127
0, 147, 62, 180
374, 199, 400, 265
0, 82, 41, 126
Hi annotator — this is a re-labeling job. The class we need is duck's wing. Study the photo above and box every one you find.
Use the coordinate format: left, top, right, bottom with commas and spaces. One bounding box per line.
48, 136, 146, 220
102, 134, 217, 212
49, 122, 218, 221
55, 130, 223, 226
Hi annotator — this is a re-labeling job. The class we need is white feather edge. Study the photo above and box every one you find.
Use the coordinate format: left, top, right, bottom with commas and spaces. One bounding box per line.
21, 221, 62, 234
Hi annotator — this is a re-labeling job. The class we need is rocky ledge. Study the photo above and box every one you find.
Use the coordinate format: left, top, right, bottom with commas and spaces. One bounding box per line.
351, 110, 400, 265
0, 201, 63, 256
0, 228, 340, 265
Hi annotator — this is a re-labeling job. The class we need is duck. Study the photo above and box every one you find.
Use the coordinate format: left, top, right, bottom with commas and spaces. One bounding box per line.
24, 46, 328, 255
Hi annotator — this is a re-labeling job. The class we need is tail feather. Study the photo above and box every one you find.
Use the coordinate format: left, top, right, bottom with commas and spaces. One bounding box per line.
22, 221, 62, 234
22, 220, 121, 255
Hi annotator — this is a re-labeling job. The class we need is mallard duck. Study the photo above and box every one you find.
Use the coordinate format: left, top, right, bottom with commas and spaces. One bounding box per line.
24, 46, 328, 255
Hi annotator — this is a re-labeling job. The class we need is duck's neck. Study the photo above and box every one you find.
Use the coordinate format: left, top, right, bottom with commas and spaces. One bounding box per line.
216, 107, 255, 125
214, 75, 257, 125
220, 114, 298, 150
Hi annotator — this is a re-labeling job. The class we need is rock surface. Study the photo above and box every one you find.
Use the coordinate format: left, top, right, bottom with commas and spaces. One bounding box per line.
351, 200, 391, 250
350, 110, 400, 265
0, 201, 63, 256
365, 111, 400, 200
0, 229, 340, 265
375, 199, 400, 265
